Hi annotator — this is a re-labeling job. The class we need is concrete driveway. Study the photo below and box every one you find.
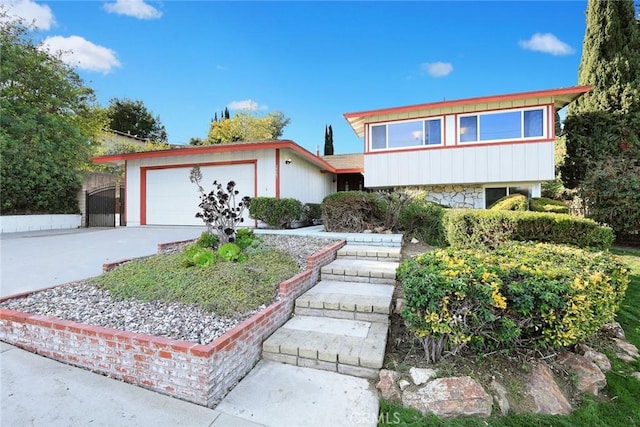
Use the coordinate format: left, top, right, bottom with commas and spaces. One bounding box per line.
0, 226, 238, 427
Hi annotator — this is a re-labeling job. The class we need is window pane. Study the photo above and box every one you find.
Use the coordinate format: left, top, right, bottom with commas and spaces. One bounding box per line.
425, 119, 441, 145
480, 111, 521, 141
485, 187, 507, 208
524, 109, 544, 137
508, 186, 530, 197
388, 121, 423, 148
460, 116, 477, 142
371, 125, 386, 149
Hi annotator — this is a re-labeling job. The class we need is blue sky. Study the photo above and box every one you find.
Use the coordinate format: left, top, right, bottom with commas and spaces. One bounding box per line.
4, 0, 588, 154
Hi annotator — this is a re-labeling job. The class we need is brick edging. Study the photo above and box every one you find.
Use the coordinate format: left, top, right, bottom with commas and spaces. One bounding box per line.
0, 238, 344, 407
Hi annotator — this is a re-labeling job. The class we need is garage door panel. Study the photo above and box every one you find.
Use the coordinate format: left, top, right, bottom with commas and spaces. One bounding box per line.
146, 164, 254, 225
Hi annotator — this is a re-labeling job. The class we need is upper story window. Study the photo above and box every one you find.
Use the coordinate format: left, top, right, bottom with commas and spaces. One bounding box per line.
370, 118, 442, 151
459, 107, 546, 144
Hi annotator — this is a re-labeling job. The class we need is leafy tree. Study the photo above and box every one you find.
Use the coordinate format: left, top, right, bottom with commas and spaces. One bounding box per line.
106, 98, 168, 142
0, 16, 98, 214
324, 124, 334, 155
206, 111, 290, 144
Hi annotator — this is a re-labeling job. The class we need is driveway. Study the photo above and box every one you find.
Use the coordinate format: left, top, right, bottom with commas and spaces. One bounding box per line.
0, 226, 233, 427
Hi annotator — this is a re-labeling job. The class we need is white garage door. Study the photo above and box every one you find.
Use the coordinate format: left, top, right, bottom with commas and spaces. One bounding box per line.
146, 164, 255, 225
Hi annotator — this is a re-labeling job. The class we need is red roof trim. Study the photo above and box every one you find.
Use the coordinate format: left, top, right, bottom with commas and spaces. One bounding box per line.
343, 85, 591, 119
93, 140, 338, 173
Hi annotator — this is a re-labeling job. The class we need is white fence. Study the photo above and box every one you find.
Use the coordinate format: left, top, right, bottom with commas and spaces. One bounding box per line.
0, 215, 81, 233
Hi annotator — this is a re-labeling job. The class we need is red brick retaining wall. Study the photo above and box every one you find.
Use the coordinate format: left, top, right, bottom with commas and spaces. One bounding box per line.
0, 240, 346, 407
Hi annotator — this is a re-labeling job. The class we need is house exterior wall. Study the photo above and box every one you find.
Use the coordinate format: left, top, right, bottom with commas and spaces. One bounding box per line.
278, 149, 335, 203
418, 182, 542, 209
364, 141, 554, 188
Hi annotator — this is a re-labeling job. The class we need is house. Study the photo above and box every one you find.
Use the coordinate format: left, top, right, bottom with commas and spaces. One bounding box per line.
93, 140, 343, 226
343, 85, 590, 208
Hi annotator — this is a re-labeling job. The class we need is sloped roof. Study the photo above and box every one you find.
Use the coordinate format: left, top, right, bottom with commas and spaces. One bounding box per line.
343, 85, 591, 137
321, 153, 364, 173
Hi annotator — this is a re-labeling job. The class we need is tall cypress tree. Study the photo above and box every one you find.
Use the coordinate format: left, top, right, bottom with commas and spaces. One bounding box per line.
324, 124, 334, 155
570, 0, 640, 114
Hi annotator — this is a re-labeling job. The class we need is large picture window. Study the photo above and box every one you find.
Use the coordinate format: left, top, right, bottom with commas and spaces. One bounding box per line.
459, 107, 545, 143
485, 186, 531, 208
369, 118, 442, 150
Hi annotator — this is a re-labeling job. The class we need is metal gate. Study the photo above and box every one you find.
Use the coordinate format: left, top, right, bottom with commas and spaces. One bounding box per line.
86, 185, 125, 227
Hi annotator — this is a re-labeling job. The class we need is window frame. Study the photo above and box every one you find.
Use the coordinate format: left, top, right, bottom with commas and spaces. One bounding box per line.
368, 116, 444, 152
484, 186, 532, 208
458, 106, 547, 145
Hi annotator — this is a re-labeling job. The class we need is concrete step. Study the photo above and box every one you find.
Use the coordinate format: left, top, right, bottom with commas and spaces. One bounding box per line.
337, 245, 401, 262
262, 316, 388, 379
295, 280, 394, 324
320, 258, 398, 285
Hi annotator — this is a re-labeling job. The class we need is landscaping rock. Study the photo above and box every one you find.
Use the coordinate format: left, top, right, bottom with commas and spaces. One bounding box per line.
631, 372, 640, 382
409, 367, 437, 385
377, 370, 401, 402
410, 238, 419, 244
398, 379, 411, 391
394, 298, 405, 315
401, 376, 492, 418
576, 344, 611, 372
525, 364, 573, 415
613, 338, 639, 362
601, 321, 626, 339
489, 379, 510, 415
557, 351, 606, 396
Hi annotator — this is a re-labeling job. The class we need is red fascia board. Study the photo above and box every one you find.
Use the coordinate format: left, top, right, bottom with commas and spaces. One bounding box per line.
93, 140, 338, 173
343, 85, 591, 120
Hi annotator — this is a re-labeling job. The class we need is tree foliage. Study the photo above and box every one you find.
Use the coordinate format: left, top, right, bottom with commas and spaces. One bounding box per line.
324, 124, 334, 155
204, 111, 290, 144
106, 98, 168, 142
0, 16, 98, 214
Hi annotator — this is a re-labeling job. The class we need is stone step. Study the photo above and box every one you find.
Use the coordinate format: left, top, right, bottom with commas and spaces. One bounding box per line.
320, 258, 398, 285
262, 316, 388, 379
295, 280, 394, 324
337, 245, 401, 262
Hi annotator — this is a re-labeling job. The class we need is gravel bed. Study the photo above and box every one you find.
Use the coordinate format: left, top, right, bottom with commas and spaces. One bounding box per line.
0, 234, 340, 344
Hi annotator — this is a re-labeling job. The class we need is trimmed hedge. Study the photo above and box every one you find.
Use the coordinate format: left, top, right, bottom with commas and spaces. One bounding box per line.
398, 198, 447, 246
530, 197, 570, 214
489, 194, 527, 211
249, 197, 303, 229
304, 203, 322, 224
443, 209, 614, 250
398, 242, 629, 362
321, 191, 382, 232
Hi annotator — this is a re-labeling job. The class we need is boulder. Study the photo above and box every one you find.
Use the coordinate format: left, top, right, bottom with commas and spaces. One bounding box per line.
613, 338, 639, 362
376, 369, 401, 402
631, 372, 640, 382
394, 298, 405, 315
402, 376, 492, 418
489, 380, 510, 415
410, 237, 420, 244
557, 351, 606, 396
409, 367, 437, 385
525, 364, 572, 415
398, 379, 411, 391
576, 344, 611, 372
601, 321, 625, 339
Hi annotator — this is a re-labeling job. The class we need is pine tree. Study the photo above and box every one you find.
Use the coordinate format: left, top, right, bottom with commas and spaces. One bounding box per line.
570, 0, 640, 114
224, 107, 230, 120
213, 112, 218, 123
324, 124, 334, 155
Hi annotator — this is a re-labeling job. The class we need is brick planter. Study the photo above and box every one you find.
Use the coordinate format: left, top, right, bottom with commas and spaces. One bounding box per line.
0, 240, 345, 407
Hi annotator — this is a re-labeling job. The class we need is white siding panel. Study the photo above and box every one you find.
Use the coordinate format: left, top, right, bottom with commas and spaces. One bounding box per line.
125, 161, 141, 226
499, 145, 514, 182
445, 115, 456, 146
146, 164, 254, 225
279, 151, 333, 203
510, 145, 526, 182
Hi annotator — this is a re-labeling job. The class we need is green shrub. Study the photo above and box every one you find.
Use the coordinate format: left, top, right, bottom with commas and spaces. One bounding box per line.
249, 197, 303, 229
217, 242, 247, 263
398, 242, 629, 362
234, 228, 256, 250
398, 198, 447, 246
530, 197, 570, 214
321, 191, 379, 232
304, 203, 322, 224
489, 194, 528, 211
443, 209, 614, 250
182, 244, 218, 267
196, 231, 220, 249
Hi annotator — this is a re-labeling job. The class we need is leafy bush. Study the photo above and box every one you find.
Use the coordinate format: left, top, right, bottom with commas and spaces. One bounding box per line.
182, 244, 217, 268
234, 228, 256, 250
322, 191, 407, 232
304, 203, 322, 224
189, 166, 251, 244
443, 209, 614, 250
249, 197, 304, 229
217, 242, 247, 263
530, 197, 570, 214
398, 197, 447, 246
196, 231, 220, 249
489, 194, 528, 211
398, 242, 629, 362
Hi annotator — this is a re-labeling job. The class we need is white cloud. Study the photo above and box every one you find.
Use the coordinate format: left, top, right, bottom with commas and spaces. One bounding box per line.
216, 65, 226, 71
519, 33, 574, 56
0, 0, 55, 30
40, 35, 121, 74
103, 0, 162, 20
227, 99, 268, 111
421, 61, 453, 78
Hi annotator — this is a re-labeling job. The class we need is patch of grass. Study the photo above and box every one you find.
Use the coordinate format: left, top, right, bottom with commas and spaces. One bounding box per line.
96, 248, 299, 317
380, 246, 640, 426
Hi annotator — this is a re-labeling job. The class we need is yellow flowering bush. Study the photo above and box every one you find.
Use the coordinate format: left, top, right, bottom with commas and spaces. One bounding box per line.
398, 242, 628, 362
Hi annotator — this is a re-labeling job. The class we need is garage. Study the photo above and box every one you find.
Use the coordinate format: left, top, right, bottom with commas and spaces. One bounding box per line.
144, 162, 255, 226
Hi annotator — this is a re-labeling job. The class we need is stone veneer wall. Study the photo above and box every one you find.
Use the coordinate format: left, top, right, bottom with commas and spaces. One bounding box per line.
0, 240, 346, 407
423, 185, 483, 209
